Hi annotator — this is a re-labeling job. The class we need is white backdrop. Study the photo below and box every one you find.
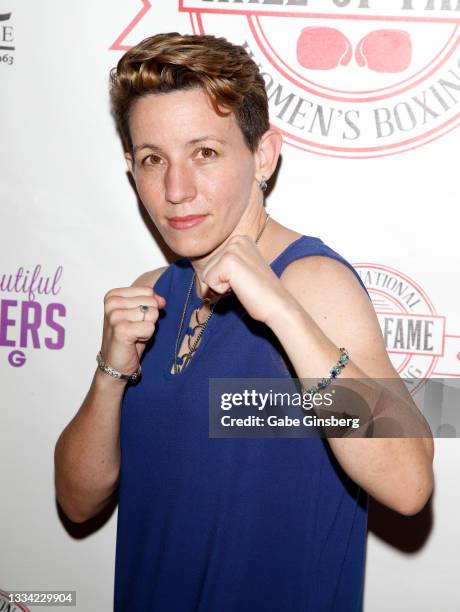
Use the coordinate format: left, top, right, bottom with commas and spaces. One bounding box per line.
1, 1, 459, 610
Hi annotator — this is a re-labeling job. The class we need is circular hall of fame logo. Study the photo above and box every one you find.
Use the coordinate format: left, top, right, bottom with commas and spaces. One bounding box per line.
353, 262, 460, 394
174, 0, 460, 158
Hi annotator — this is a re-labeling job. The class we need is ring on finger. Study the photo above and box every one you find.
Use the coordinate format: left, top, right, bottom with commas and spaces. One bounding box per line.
139, 304, 150, 321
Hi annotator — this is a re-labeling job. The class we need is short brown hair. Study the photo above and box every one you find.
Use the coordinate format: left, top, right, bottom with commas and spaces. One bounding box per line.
109, 32, 270, 153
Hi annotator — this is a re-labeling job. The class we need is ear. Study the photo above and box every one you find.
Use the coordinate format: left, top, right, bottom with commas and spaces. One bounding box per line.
125, 151, 134, 176
254, 128, 282, 185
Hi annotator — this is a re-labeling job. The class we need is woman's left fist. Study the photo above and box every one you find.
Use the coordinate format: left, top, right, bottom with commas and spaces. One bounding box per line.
200, 234, 293, 326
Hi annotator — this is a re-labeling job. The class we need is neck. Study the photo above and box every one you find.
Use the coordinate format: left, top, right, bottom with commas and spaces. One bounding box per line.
190, 208, 270, 301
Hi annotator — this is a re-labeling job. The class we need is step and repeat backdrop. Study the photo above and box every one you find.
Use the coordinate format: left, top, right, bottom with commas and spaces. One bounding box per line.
1, 1, 459, 610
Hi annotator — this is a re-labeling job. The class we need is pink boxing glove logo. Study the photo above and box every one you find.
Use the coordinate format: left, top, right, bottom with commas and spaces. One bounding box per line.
297, 27, 352, 70
297, 27, 412, 73
355, 29, 412, 73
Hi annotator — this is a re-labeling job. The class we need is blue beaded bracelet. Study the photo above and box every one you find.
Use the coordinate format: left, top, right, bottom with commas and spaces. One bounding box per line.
301, 347, 349, 396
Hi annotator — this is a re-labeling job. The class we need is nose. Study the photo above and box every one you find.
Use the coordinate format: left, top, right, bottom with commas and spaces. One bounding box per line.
164, 162, 196, 204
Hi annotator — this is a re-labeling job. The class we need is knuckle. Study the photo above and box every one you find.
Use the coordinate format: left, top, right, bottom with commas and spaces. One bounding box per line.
228, 235, 242, 247
104, 295, 119, 312
104, 289, 118, 303
137, 289, 154, 301
221, 252, 239, 267
146, 301, 159, 313
107, 309, 122, 326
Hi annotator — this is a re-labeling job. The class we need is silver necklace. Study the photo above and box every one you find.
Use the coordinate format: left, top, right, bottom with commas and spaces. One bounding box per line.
172, 213, 271, 374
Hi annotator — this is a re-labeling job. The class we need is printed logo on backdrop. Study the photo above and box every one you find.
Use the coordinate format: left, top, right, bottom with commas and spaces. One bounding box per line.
0, 266, 66, 368
0, 11, 14, 66
112, 1, 460, 157
353, 262, 460, 393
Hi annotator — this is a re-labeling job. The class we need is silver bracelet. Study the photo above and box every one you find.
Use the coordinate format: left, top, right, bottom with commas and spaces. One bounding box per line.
96, 351, 141, 382
301, 347, 349, 396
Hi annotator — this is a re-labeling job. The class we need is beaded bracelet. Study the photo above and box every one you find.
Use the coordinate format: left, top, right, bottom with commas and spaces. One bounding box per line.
96, 351, 142, 382
301, 347, 349, 396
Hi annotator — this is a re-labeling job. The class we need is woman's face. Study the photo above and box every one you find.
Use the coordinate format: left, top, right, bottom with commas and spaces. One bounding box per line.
126, 87, 261, 258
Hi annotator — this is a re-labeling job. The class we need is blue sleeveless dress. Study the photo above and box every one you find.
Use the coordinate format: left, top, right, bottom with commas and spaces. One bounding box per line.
114, 235, 370, 612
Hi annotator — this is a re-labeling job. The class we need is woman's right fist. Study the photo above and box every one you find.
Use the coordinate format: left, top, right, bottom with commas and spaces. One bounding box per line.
100, 286, 166, 377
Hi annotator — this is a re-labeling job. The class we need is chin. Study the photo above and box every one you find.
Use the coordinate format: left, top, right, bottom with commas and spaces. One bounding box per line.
163, 231, 218, 260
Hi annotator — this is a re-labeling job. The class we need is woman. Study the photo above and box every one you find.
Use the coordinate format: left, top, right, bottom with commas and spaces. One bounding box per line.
54, 32, 434, 611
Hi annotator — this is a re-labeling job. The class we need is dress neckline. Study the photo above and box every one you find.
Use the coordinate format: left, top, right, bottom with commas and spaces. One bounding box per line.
163, 234, 307, 380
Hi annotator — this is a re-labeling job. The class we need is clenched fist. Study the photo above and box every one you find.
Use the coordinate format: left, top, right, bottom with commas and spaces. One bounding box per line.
99, 286, 166, 378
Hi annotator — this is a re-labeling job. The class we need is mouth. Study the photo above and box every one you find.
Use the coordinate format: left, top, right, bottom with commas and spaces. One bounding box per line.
167, 214, 208, 230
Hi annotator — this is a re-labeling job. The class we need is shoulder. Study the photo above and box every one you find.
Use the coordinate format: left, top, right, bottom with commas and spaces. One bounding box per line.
279, 253, 372, 330
279, 252, 397, 378
131, 265, 169, 289
280, 252, 368, 306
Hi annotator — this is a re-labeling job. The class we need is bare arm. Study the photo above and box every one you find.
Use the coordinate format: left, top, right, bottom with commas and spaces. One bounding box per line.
54, 266, 167, 523
266, 256, 434, 517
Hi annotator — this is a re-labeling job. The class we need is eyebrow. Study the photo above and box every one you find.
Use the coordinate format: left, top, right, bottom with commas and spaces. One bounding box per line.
132, 136, 228, 155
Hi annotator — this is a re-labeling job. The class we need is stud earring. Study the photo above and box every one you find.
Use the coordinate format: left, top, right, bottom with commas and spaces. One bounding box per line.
259, 177, 268, 192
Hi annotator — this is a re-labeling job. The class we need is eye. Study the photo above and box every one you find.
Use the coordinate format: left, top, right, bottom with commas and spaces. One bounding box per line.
142, 154, 163, 166
196, 147, 217, 160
